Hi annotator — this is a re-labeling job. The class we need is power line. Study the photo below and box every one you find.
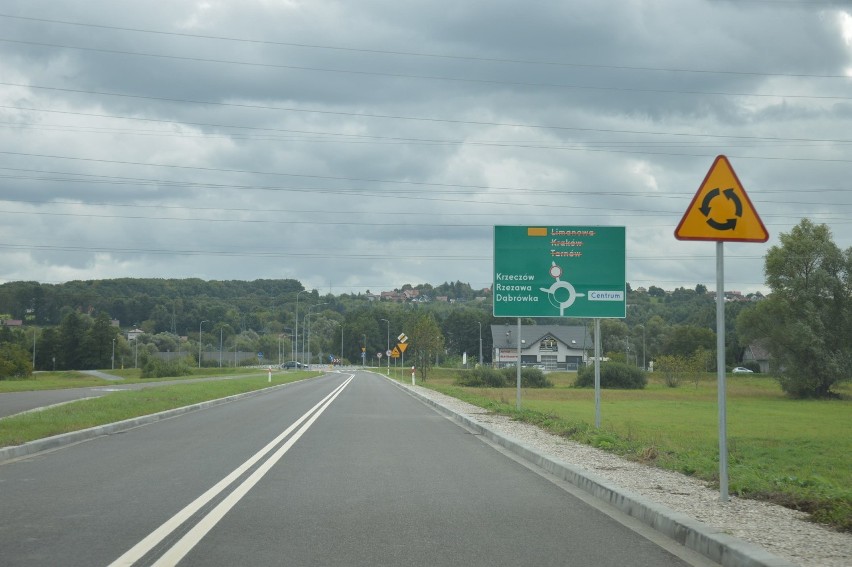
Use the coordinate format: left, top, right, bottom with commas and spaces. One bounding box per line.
2, 165, 850, 196
0, 240, 770, 261
4, 105, 852, 147
2, 206, 845, 228
6, 83, 852, 160
2, 37, 848, 101
1, 12, 847, 80
1, 148, 851, 214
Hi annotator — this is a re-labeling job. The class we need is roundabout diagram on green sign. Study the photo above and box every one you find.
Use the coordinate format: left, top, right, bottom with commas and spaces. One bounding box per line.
493, 226, 625, 319
540, 261, 585, 316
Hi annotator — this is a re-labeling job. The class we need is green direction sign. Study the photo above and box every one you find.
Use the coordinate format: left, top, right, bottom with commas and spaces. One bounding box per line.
493, 225, 626, 318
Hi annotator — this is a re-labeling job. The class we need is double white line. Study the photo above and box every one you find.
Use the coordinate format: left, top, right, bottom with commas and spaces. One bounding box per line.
109, 374, 355, 567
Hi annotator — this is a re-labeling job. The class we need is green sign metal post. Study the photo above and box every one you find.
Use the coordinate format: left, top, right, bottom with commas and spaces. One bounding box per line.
493, 226, 626, 319
493, 225, 626, 415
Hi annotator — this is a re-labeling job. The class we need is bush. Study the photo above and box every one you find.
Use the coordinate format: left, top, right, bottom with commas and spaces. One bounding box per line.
0, 343, 33, 380
456, 366, 506, 387
511, 367, 553, 388
655, 355, 688, 387
455, 366, 553, 388
141, 357, 194, 379
575, 362, 647, 389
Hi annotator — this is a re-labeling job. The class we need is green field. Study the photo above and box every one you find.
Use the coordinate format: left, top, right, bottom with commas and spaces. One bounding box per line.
391, 367, 851, 532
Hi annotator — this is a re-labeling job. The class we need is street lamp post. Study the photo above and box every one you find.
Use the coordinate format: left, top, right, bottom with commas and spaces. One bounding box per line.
198, 320, 208, 368
295, 290, 308, 365
380, 318, 390, 375
279, 327, 294, 367
327, 321, 340, 366
111, 338, 116, 370
637, 324, 646, 370
477, 322, 483, 366
301, 318, 307, 365
305, 303, 327, 368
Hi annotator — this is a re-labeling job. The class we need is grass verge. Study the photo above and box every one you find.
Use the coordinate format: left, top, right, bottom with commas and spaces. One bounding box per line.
0, 367, 266, 392
0, 371, 317, 448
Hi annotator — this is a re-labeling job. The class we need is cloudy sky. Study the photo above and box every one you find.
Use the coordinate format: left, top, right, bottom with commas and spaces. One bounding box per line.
1, 1, 850, 296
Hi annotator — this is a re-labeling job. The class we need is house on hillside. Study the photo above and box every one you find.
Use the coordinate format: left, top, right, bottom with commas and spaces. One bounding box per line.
743, 341, 771, 373
127, 328, 145, 341
490, 324, 591, 370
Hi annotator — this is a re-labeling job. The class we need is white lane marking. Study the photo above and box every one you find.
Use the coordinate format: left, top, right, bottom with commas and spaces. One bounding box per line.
153, 374, 353, 566
108, 374, 355, 567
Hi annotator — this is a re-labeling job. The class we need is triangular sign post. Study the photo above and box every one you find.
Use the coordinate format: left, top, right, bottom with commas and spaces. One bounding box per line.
675, 155, 768, 243
674, 155, 770, 505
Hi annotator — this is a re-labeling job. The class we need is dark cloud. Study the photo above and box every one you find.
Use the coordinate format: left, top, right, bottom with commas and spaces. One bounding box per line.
1, 1, 850, 293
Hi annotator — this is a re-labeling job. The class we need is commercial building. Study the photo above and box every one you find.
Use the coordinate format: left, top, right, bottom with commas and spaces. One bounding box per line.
491, 324, 590, 370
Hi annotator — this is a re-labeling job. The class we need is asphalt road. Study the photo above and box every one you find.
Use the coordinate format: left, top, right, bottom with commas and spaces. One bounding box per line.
0, 371, 716, 566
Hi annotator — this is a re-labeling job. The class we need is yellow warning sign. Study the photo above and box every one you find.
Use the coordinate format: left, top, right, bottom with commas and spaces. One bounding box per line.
675, 155, 768, 242
391, 347, 400, 358
397, 342, 408, 354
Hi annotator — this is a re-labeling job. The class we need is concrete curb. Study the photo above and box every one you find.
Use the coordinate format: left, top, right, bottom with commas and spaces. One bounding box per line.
0, 382, 293, 463
394, 380, 798, 567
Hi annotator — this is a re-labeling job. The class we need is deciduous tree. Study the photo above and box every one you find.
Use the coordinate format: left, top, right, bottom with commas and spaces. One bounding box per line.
737, 219, 851, 398
409, 313, 444, 381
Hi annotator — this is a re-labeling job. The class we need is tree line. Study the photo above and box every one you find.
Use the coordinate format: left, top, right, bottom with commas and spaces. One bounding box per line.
1, 220, 848, 397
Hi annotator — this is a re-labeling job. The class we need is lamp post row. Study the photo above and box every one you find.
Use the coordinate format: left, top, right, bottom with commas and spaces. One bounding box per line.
193, 293, 329, 370
109, 313, 485, 372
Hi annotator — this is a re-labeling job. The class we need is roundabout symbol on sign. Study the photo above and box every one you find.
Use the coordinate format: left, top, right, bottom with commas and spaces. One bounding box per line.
540, 261, 584, 316
700, 188, 742, 231
674, 155, 767, 243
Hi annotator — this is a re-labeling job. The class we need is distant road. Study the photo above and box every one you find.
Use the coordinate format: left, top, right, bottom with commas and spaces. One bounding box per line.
0, 371, 711, 566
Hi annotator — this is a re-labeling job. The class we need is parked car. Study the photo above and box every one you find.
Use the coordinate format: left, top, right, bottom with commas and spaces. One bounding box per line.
732, 367, 754, 374
280, 361, 303, 369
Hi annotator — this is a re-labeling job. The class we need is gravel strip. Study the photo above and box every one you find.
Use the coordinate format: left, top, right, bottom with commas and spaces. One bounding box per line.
405, 383, 851, 567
